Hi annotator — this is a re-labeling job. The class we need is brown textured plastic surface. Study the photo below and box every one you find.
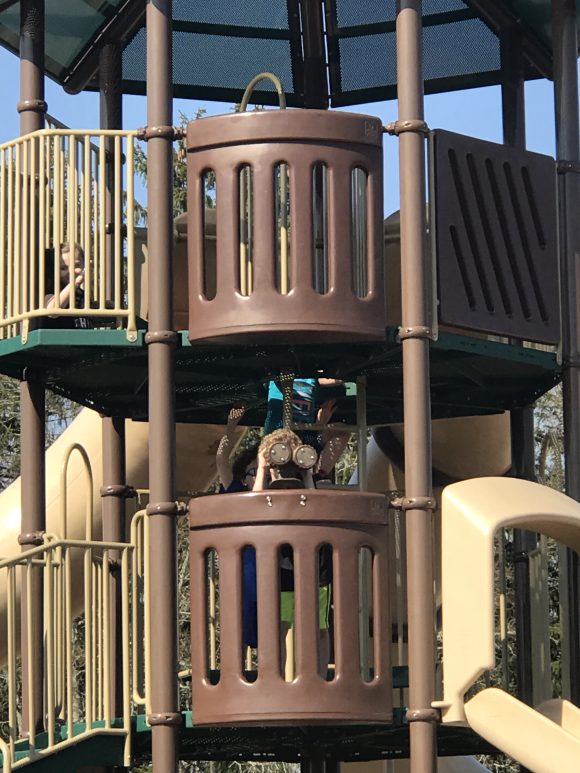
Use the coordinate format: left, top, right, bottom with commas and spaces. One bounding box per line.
189, 489, 392, 725
186, 110, 385, 344
433, 130, 560, 344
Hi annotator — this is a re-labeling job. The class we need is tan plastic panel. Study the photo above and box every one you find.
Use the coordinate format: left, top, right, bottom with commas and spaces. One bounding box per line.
464, 688, 580, 773
435, 477, 580, 724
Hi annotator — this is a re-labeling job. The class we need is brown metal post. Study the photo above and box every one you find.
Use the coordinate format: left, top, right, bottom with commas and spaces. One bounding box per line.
145, 0, 180, 769
395, 2, 437, 771
553, 0, 580, 704
101, 417, 127, 721
99, 42, 127, 737
18, 0, 47, 738
501, 24, 536, 721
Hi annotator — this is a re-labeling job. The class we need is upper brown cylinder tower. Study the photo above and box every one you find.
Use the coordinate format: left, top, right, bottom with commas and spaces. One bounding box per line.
186, 109, 385, 344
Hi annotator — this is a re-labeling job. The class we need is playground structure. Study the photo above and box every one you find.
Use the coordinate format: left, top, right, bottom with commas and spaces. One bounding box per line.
0, 1, 578, 772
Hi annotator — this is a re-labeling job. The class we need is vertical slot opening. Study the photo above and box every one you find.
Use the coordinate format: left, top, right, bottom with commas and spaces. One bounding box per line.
201, 170, 216, 300
238, 164, 253, 296
205, 548, 220, 683
279, 543, 295, 681
274, 163, 291, 294
359, 546, 374, 682
318, 544, 334, 681
312, 163, 329, 294
351, 167, 369, 298
241, 545, 258, 681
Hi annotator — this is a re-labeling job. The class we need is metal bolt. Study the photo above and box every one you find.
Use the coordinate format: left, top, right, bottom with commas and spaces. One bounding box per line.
266, 495, 273, 507
300, 494, 307, 507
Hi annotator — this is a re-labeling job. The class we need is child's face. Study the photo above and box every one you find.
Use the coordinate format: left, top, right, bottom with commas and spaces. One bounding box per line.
60, 248, 84, 272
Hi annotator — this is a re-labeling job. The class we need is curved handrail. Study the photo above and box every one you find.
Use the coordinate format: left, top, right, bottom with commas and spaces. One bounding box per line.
435, 476, 580, 724
130, 510, 151, 714
59, 443, 93, 540
0, 738, 12, 773
239, 72, 286, 112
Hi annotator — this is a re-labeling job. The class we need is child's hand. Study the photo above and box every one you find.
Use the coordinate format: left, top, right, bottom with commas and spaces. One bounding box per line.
74, 267, 85, 287
227, 404, 245, 426
317, 399, 336, 426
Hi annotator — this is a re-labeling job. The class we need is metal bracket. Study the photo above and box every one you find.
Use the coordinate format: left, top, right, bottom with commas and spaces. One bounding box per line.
406, 707, 440, 723
146, 501, 188, 516
17, 99, 48, 115
18, 530, 44, 547
397, 326, 434, 342
147, 712, 183, 727
562, 355, 580, 369
557, 160, 580, 175
144, 330, 180, 346
137, 125, 185, 141
384, 119, 430, 137
100, 484, 136, 499
390, 496, 436, 512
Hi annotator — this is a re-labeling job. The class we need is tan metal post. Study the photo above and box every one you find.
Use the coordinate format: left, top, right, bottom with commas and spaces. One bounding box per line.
99, 41, 122, 304
553, 0, 580, 704
145, 0, 180, 770
395, 2, 437, 771
18, 0, 47, 739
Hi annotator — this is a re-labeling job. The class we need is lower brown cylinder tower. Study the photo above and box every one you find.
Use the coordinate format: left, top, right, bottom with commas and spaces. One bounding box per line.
189, 489, 392, 725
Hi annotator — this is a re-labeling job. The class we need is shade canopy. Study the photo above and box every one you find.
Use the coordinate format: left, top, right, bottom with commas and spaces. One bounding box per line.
0, 0, 576, 107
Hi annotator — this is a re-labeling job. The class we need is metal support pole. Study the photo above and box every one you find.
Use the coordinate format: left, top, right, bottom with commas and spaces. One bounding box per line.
99, 43, 126, 740
395, 3, 437, 772
18, 0, 46, 739
101, 417, 127, 721
145, 1, 180, 770
553, 0, 580, 704
19, 378, 45, 736
500, 24, 536, 721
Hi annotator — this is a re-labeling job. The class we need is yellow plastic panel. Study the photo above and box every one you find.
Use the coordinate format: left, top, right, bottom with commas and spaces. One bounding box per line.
465, 688, 580, 773
435, 477, 580, 723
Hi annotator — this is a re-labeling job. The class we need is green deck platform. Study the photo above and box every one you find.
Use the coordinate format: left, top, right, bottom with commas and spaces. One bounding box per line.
0, 327, 560, 425
0, 724, 127, 771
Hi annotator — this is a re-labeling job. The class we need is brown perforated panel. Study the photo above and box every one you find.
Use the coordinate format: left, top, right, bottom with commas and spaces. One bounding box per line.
432, 130, 560, 344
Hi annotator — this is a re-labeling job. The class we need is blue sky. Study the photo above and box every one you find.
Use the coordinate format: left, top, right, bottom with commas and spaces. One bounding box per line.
0, 45, 562, 215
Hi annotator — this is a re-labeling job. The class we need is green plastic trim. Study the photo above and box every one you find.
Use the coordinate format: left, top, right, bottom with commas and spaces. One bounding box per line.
0, 328, 144, 358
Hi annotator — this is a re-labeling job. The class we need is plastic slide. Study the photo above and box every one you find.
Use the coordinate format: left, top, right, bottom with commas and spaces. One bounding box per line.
0, 406, 228, 663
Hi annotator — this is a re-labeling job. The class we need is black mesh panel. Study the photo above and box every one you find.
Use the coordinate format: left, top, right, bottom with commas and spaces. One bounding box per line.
173, 0, 289, 29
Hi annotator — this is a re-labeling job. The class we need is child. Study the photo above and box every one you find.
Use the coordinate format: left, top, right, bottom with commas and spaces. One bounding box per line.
253, 429, 331, 677
44, 243, 92, 329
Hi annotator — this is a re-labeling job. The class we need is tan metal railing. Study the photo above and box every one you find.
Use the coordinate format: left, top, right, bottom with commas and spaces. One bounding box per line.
0, 445, 154, 768
0, 128, 138, 342
0, 536, 133, 769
